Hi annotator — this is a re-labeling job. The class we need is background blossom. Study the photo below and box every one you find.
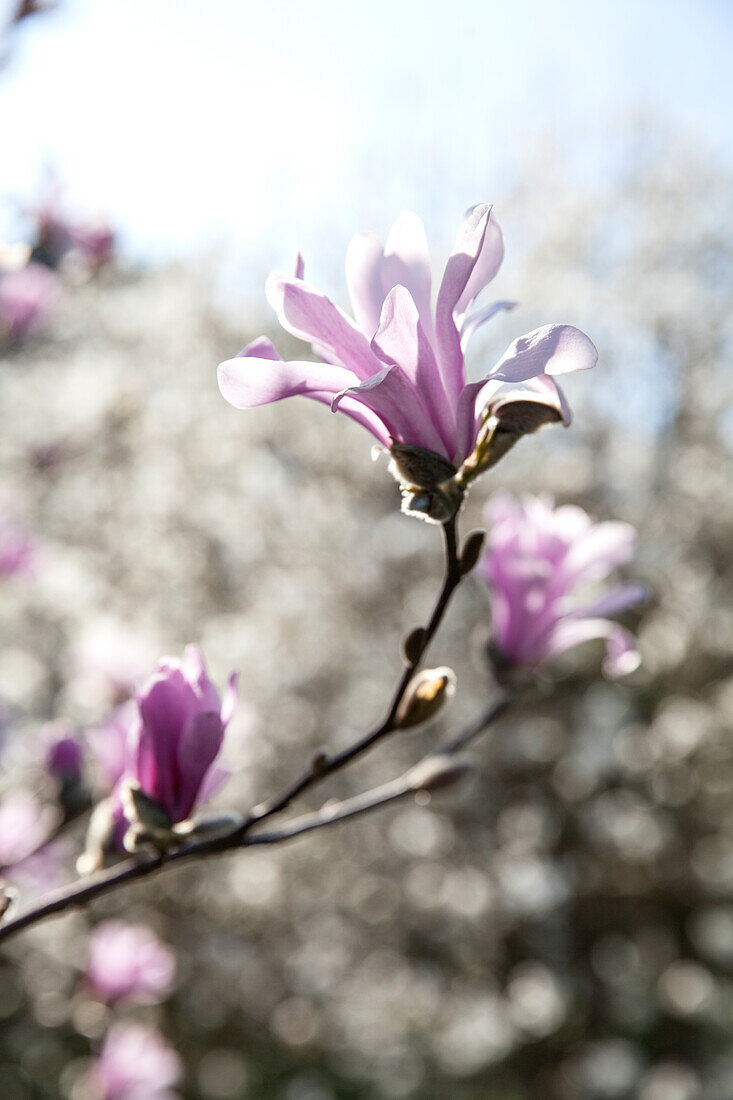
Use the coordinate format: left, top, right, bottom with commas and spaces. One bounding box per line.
481, 494, 645, 677
85, 1022, 182, 1100
86, 920, 176, 1004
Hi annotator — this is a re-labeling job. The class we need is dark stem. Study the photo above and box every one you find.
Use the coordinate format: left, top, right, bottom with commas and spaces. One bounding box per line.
0, 517, 476, 942
0, 692, 509, 943
241, 517, 463, 830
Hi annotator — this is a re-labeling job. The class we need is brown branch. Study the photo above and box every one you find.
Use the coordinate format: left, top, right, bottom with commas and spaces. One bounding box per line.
0, 693, 509, 943
242, 517, 463, 830
0, 517, 494, 943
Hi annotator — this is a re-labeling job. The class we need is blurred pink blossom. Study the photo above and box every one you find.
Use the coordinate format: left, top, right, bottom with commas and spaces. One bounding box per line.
0, 261, 57, 343
86, 1022, 182, 1100
86, 920, 176, 1004
480, 494, 645, 678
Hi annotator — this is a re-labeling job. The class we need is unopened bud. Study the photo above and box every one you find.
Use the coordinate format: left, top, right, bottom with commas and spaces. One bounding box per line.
405, 753, 473, 792
401, 626, 427, 666
459, 529, 486, 575
395, 667, 456, 730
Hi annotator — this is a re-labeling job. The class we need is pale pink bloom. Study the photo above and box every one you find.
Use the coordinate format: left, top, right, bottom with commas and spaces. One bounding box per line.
481, 494, 645, 678
219, 205, 596, 468
0, 261, 57, 342
86, 1022, 182, 1100
86, 920, 176, 1004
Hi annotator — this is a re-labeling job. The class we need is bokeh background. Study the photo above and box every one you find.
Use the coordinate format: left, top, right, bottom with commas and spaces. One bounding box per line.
1, 1, 732, 1097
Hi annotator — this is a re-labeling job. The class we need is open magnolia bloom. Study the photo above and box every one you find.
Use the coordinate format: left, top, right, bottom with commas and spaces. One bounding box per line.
218, 204, 597, 520
480, 495, 646, 678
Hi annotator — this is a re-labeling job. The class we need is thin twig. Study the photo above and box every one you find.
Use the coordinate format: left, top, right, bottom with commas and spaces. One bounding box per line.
0, 693, 509, 942
0, 517, 480, 942
242, 518, 462, 831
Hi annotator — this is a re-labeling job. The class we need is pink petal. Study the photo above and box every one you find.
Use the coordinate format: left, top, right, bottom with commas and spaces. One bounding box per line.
543, 618, 641, 678
575, 582, 647, 619
460, 299, 516, 350
491, 324, 598, 383
381, 211, 433, 335
237, 336, 281, 361
219, 355, 391, 446
220, 672, 238, 728
175, 711, 224, 821
563, 525, 638, 586
371, 286, 456, 457
454, 377, 503, 460
266, 273, 381, 380
218, 356, 357, 408
454, 211, 505, 317
332, 362, 450, 457
197, 765, 231, 805
434, 203, 492, 401
345, 231, 386, 338
137, 675, 189, 813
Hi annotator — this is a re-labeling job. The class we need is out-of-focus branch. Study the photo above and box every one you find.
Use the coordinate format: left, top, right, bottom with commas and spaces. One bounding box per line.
0, 693, 508, 943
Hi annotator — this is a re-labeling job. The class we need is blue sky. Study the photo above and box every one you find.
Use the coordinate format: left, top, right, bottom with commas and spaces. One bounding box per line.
1, 0, 731, 293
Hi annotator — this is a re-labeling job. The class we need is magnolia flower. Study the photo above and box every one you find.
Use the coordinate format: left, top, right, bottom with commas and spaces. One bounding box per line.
86, 1022, 182, 1100
86, 920, 176, 1004
219, 205, 597, 518
0, 261, 57, 343
118, 645, 236, 830
480, 494, 645, 678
